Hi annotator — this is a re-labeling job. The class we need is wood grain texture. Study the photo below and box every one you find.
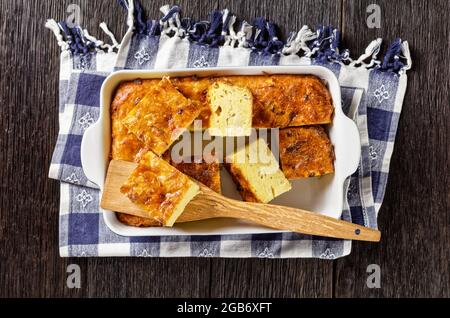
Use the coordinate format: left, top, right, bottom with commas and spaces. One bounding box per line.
0, 0, 448, 298
334, 0, 450, 298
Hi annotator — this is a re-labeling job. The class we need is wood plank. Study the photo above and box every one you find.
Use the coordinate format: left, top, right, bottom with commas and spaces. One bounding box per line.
208, 0, 342, 298
0, 0, 216, 298
334, 0, 450, 297
3, 0, 448, 298
0, 0, 92, 298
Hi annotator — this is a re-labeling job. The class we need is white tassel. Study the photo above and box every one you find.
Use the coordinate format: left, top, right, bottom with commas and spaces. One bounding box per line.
237, 21, 252, 48
400, 41, 412, 72
282, 25, 317, 55
99, 22, 120, 51
45, 19, 69, 51
306, 29, 333, 57
81, 28, 102, 51
159, 5, 180, 35
221, 9, 230, 40
224, 15, 237, 47
160, 4, 170, 15
159, 5, 170, 33
350, 38, 382, 67
126, 0, 134, 29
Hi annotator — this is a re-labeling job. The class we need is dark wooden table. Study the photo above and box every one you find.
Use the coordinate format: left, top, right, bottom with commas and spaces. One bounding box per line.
0, 0, 448, 298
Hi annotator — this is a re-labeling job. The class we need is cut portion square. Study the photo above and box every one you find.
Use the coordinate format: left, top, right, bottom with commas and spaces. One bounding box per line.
207, 81, 253, 136
120, 151, 200, 226
226, 138, 291, 203
122, 77, 201, 155
225, 75, 334, 128
110, 79, 159, 162
279, 126, 335, 179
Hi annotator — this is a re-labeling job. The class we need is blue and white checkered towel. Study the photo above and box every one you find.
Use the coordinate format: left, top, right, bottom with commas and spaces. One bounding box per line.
46, 0, 411, 258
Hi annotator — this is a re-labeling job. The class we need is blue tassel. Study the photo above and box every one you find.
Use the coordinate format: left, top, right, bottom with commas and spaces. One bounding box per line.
189, 21, 209, 42
381, 38, 404, 72
134, 0, 147, 34
161, 5, 180, 23
180, 17, 192, 31
252, 17, 268, 49
110, 2, 411, 73
117, 0, 128, 10
265, 22, 283, 54
205, 10, 224, 47
118, 0, 147, 34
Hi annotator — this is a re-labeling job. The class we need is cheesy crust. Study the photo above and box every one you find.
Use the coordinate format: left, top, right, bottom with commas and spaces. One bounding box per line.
110, 75, 334, 227
279, 126, 335, 179
224, 75, 334, 128
111, 79, 159, 162
122, 77, 201, 155
120, 151, 200, 226
170, 76, 212, 127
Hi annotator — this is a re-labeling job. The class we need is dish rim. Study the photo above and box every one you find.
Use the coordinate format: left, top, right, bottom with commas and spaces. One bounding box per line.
81, 65, 361, 237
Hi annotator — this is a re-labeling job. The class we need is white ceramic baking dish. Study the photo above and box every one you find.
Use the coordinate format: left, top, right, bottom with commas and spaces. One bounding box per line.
80, 66, 360, 237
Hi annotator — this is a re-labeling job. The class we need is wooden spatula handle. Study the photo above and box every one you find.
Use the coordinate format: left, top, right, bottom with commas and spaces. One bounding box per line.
186, 186, 381, 242
231, 203, 380, 241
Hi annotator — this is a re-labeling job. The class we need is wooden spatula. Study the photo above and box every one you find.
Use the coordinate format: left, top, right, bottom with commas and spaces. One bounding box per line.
101, 160, 381, 242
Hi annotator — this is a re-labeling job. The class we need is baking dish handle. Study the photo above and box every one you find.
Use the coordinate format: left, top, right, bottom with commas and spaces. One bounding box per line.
341, 116, 361, 177
80, 119, 108, 188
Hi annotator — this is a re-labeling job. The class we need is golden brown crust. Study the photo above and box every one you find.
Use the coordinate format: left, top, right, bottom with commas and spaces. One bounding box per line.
117, 153, 221, 228
110, 79, 159, 162
122, 78, 201, 155
279, 126, 335, 179
120, 151, 199, 225
170, 77, 212, 127
110, 75, 334, 226
224, 75, 334, 128
116, 212, 162, 227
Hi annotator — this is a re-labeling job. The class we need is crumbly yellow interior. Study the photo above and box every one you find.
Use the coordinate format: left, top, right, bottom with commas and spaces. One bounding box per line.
227, 138, 292, 203
207, 81, 253, 136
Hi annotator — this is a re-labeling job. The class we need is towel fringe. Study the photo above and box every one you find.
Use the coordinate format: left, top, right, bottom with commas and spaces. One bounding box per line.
400, 41, 412, 73
282, 25, 317, 55
46, 0, 412, 73
45, 16, 120, 55
99, 22, 121, 52
350, 38, 382, 68
45, 19, 70, 52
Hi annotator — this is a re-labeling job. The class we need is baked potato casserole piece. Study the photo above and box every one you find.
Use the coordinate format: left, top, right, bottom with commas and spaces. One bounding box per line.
122, 77, 201, 155
120, 151, 200, 226
170, 76, 212, 128
226, 138, 291, 203
207, 81, 253, 136
110, 79, 159, 162
224, 75, 334, 128
279, 126, 335, 179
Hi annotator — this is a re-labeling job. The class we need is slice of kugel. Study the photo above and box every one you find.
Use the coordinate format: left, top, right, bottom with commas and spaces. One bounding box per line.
122, 77, 201, 155
120, 151, 200, 226
226, 138, 292, 203
279, 126, 335, 179
207, 81, 253, 136
163, 151, 222, 193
